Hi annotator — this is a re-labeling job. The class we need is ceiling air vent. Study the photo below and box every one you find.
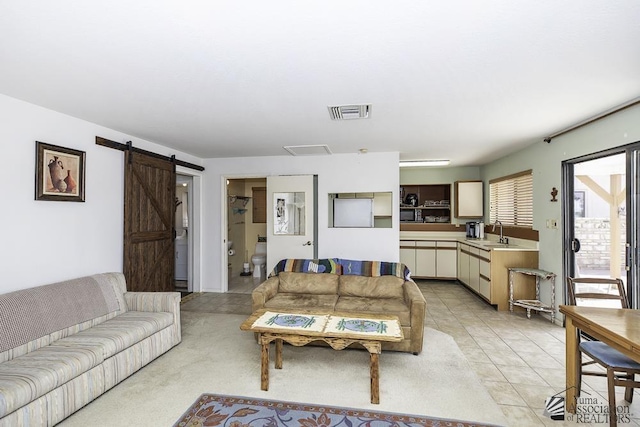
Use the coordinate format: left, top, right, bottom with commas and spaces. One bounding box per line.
328, 104, 371, 120
283, 144, 332, 156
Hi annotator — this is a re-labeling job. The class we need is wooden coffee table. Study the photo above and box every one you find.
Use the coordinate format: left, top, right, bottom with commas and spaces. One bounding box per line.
240, 309, 403, 404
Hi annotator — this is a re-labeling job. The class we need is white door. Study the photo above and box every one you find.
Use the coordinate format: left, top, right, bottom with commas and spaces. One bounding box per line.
267, 175, 316, 273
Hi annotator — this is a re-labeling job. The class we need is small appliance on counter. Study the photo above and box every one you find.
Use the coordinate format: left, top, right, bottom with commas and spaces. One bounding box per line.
466, 221, 477, 238
465, 221, 485, 239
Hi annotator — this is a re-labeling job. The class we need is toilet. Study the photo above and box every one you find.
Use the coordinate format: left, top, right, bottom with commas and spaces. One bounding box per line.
251, 241, 267, 278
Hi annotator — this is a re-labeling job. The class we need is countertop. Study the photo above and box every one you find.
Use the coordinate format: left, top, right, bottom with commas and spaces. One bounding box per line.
399, 232, 538, 252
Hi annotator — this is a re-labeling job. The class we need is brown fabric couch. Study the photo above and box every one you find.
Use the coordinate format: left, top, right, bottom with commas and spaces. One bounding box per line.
252, 271, 426, 354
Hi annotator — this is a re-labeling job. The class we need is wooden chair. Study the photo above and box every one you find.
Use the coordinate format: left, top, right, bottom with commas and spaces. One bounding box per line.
566, 277, 640, 427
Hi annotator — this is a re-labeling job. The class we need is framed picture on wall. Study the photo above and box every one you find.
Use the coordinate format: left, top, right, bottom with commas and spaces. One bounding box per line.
273, 192, 305, 235
35, 141, 86, 202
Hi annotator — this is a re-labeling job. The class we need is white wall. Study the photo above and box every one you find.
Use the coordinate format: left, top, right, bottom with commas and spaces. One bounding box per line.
202, 152, 400, 292
400, 165, 481, 185
481, 104, 640, 316
0, 94, 203, 293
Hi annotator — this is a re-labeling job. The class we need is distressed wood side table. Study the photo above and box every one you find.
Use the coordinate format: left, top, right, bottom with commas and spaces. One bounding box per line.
508, 267, 556, 323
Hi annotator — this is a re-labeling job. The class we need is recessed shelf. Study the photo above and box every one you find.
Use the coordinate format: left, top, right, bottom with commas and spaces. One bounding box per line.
400, 184, 452, 223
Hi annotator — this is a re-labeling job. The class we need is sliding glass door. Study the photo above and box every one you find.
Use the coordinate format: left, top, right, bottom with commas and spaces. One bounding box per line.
630, 148, 640, 308
562, 142, 640, 308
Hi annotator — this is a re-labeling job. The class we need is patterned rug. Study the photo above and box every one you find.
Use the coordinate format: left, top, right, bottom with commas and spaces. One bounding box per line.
173, 394, 502, 427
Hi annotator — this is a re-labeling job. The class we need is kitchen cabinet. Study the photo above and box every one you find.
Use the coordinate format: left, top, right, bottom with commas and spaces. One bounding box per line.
415, 241, 436, 277
454, 181, 483, 218
468, 247, 481, 293
373, 192, 392, 216
400, 240, 416, 274
436, 241, 457, 279
457, 243, 470, 285
331, 192, 393, 229
479, 256, 491, 299
457, 242, 538, 310
401, 240, 457, 279
400, 184, 451, 223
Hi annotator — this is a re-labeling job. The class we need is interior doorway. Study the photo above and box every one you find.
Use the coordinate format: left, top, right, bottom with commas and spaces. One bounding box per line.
226, 177, 267, 294
175, 174, 193, 296
563, 142, 640, 308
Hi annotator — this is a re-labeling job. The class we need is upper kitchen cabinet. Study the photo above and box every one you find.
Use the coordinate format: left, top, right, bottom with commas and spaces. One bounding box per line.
454, 181, 483, 218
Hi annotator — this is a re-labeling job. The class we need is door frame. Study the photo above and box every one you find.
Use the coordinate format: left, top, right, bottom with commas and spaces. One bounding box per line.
220, 174, 318, 293
562, 141, 640, 308
177, 166, 203, 293
221, 174, 268, 292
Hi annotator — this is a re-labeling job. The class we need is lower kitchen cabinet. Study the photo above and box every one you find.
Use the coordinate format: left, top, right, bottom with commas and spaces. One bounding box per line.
479, 256, 491, 299
467, 246, 483, 294
457, 244, 470, 285
436, 241, 457, 279
457, 242, 538, 310
400, 240, 457, 279
400, 240, 417, 274
415, 241, 436, 277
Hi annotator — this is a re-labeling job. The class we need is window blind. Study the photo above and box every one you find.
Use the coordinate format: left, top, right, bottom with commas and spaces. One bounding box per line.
489, 170, 533, 228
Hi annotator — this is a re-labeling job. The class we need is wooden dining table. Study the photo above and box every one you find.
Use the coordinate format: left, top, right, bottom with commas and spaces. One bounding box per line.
559, 305, 640, 414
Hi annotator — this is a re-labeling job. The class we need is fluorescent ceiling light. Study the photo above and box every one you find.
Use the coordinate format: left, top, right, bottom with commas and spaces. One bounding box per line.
399, 160, 450, 167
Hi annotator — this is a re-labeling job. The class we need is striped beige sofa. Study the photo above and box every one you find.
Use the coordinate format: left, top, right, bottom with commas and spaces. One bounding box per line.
0, 272, 181, 426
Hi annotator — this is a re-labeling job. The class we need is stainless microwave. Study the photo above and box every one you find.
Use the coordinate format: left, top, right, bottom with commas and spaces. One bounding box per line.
400, 208, 417, 222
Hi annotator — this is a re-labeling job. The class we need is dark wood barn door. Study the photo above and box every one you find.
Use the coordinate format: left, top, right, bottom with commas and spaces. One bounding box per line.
124, 150, 176, 292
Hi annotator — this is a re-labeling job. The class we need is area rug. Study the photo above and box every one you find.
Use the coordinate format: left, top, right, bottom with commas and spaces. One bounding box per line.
173, 394, 501, 427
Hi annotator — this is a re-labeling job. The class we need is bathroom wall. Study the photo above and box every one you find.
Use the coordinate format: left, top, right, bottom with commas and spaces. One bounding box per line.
244, 178, 267, 265
227, 179, 247, 274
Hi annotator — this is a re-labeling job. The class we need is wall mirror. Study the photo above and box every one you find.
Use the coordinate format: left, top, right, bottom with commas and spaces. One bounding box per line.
328, 192, 392, 228
274, 192, 306, 235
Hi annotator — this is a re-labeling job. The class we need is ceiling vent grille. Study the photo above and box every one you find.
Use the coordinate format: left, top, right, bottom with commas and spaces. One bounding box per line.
283, 144, 332, 156
328, 104, 371, 120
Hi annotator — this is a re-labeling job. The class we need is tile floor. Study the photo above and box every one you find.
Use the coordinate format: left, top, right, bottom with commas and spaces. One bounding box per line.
181, 280, 640, 426
228, 272, 265, 294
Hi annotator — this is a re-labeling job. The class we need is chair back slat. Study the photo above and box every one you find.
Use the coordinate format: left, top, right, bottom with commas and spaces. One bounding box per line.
566, 277, 629, 308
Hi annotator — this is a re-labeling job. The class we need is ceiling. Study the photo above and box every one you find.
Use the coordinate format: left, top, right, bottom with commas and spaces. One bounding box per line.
1, 1, 639, 166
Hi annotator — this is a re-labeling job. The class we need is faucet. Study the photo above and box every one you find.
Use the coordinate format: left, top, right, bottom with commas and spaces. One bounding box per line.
493, 220, 507, 244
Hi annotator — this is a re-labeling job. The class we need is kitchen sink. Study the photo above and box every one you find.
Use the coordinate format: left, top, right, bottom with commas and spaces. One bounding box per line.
483, 243, 518, 248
